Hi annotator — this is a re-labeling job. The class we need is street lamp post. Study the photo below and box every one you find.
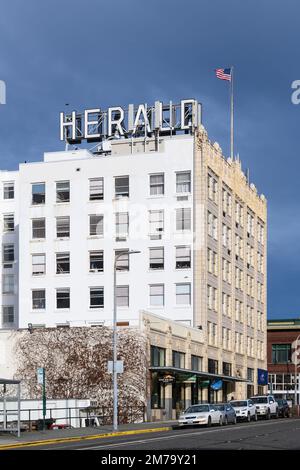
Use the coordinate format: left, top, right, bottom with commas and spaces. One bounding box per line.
113, 250, 141, 432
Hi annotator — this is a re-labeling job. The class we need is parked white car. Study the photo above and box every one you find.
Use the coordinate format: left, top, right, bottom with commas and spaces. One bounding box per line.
230, 399, 257, 422
250, 395, 279, 419
178, 404, 223, 427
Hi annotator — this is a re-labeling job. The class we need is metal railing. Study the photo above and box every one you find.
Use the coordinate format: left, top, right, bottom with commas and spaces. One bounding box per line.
0, 405, 146, 431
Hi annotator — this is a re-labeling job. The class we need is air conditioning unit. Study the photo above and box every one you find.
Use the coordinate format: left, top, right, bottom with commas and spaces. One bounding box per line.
177, 195, 188, 201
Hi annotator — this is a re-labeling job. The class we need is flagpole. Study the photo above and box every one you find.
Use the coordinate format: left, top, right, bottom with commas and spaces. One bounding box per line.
230, 66, 234, 159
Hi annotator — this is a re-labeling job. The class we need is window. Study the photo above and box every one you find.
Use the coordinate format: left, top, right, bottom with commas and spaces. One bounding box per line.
3, 244, 14, 268
258, 221, 265, 245
223, 362, 232, 376
191, 355, 202, 371
151, 346, 166, 367
207, 285, 217, 311
115, 176, 129, 198
149, 210, 164, 239
2, 306, 14, 324
247, 368, 254, 382
176, 246, 191, 269
32, 183, 45, 205
56, 253, 70, 274
89, 287, 104, 308
89, 251, 103, 272
176, 283, 191, 305
115, 250, 129, 271
2, 274, 14, 294
32, 218, 45, 239
222, 188, 232, 216
222, 224, 231, 248
150, 174, 164, 195
32, 289, 46, 310
247, 211, 254, 236
272, 344, 291, 364
235, 299, 243, 322
176, 171, 191, 193
176, 208, 191, 230
149, 247, 164, 270
208, 358, 218, 374
3, 214, 14, 232
208, 323, 217, 346
115, 212, 129, 240
116, 286, 129, 307
56, 289, 70, 309
208, 212, 218, 239
235, 201, 243, 226
89, 214, 104, 236
208, 249, 218, 276
56, 216, 70, 238
56, 181, 70, 203
32, 254, 46, 275
89, 178, 104, 201
172, 351, 185, 368
3, 182, 14, 200
222, 258, 231, 283
222, 293, 231, 317
207, 173, 218, 203
149, 284, 164, 306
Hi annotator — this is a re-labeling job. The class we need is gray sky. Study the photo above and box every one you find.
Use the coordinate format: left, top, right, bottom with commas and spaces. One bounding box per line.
0, 0, 299, 319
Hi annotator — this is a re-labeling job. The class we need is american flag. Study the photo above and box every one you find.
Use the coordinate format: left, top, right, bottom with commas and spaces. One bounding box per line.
215, 68, 232, 81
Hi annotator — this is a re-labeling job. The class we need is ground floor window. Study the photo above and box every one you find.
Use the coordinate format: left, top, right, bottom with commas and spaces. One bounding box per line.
151, 373, 165, 409
172, 383, 186, 412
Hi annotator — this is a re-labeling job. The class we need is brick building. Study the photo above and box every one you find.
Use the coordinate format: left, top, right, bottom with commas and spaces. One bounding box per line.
267, 318, 300, 404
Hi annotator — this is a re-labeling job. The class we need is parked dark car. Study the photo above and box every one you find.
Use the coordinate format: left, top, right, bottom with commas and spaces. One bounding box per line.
276, 399, 290, 418
215, 403, 237, 425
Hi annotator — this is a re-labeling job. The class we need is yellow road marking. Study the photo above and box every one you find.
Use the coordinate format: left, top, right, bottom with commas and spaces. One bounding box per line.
0, 426, 172, 450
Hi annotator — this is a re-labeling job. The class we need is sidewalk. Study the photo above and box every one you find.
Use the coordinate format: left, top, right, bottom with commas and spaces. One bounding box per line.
0, 420, 176, 448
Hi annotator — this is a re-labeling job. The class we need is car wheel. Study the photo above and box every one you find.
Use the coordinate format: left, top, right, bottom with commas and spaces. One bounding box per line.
247, 412, 251, 422
207, 416, 212, 427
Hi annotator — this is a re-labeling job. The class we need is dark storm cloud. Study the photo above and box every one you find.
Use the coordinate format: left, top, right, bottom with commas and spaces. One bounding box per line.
0, 0, 299, 318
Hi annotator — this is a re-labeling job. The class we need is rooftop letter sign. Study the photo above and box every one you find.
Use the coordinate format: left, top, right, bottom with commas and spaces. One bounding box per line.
60, 99, 201, 144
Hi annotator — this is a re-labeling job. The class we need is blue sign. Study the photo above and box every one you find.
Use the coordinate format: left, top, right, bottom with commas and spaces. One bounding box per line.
257, 368, 268, 386
211, 379, 223, 391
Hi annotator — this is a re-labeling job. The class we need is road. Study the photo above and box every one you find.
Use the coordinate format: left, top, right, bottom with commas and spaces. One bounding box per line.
10, 418, 300, 450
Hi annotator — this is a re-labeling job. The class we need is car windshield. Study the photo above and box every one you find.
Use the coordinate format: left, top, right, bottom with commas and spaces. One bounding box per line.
216, 405, 225, 411
184, 405, 209, 413
276, 399, 283, 405
251, 397, 268, 404
230, 401, 247, 407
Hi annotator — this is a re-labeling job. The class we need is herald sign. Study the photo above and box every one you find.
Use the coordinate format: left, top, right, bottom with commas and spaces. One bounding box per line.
60, 99, 201, 143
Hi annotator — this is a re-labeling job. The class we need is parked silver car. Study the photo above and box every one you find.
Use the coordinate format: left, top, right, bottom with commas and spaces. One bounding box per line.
215, 403, 237, 425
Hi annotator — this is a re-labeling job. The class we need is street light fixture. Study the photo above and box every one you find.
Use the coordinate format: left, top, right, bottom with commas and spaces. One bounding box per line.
113, 250, 141, 431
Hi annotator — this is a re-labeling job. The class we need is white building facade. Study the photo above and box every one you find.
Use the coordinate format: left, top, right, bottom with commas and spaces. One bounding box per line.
2, 135, 195, 329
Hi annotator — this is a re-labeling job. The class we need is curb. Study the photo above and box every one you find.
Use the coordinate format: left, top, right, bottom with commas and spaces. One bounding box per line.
0, 426, 172, 450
